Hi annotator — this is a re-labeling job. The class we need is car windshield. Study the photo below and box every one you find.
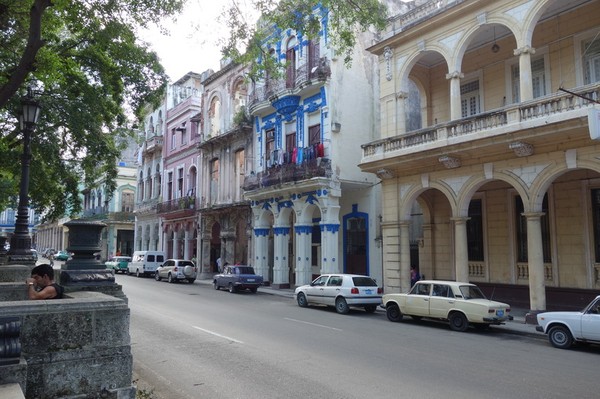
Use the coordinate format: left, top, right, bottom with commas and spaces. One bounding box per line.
352, 277, 377, 287
459, 285, 487, 300
179, 261, 194, 267
237, 267, 255, 274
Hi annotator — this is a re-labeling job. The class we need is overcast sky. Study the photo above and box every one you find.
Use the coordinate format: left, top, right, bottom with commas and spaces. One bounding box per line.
140, 0, 258, 82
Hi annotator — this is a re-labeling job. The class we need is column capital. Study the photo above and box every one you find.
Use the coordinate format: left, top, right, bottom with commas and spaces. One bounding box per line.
396, 91, 409, 100
514, 45, 536, 56
445, 71, 464, 80
450, 216, 471, 224
521, 211, 545, 220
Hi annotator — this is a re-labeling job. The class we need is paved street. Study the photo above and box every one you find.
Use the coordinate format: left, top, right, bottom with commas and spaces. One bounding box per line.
119, 274, 598, 399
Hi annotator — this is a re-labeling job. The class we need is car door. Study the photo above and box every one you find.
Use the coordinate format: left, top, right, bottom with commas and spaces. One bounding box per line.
322, 275, 344, 306
305, 275, 329, 304
159, 260, 171, 278
404, 282, 432, 316
428, 284, 455, 318
581, 298, 600, 341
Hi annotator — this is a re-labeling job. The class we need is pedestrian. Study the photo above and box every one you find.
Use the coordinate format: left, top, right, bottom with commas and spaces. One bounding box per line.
26, 263, 64, 300
191, 255, 197, 266
216, 256, 222, 272
410, 266, 421, 287
48, 250, 54, 267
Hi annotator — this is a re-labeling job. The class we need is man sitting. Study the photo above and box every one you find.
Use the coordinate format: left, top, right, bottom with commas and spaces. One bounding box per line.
26, 263, 64, 299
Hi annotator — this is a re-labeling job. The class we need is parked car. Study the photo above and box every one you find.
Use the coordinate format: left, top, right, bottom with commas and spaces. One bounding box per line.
213, 265, 263, 293
30, 249, 38, 261
535, 296, 600, 349
383, 280, 513, 331
155, 259, 197, 283
295, 274, 383, 314
105, 256, 132, 274
128, 250, 166, 277
55, 250, 70, 261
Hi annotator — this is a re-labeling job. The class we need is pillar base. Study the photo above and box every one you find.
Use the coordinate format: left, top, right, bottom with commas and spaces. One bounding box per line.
0, 265, 31, 283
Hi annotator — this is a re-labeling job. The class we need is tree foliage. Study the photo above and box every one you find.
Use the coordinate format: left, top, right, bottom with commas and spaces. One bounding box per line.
0, 0, 184, 221
221, 0, 388, 81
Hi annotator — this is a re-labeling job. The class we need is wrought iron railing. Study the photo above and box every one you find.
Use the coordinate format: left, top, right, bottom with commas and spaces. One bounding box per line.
242, 158, 332, 191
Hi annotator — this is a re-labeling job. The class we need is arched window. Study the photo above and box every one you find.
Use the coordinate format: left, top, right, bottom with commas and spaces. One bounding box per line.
209, 97, 221, 137
286, 36, 297, 88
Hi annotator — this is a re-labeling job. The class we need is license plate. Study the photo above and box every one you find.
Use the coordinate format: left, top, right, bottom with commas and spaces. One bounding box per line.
247, 279, 255, 282
496, 309, 504, 317
365, 289, 372, 294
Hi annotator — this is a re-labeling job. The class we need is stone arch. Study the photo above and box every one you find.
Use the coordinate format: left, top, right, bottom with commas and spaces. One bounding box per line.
399, 180, 458, 220
397, 49, 450, 94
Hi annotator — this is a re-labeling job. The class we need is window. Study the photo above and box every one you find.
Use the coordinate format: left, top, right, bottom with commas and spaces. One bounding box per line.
460, 80, 480, 117
265, 129, 275, 167
467, 199, 484, 261
286, 37, 297, 88
308, 124, 320, 146
171, 129, 176, 150
180, 124, 187, 145
583, 37, 600, 84
210, 159, 219, 203
511, 56, 547, 102
121, 190, 134, 212
177, 168, 184, 198
234, 150, 245, 199
286, 131, 296, 152
432, 284, 451, 297
167, 172, 173, 201
308, 39, 320, 79
515, 194, 551, 263
209, 98, 221, 137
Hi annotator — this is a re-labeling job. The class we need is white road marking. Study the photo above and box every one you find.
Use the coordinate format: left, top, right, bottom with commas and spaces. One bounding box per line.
192, 326, 244, 344
284, 317, 343, 331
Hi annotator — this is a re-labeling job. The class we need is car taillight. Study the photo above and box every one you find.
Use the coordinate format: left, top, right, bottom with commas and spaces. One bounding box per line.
489, 309, 495, 313
506, 308, 511, 312
351, 287, 359, 294
377, 287, 383, 294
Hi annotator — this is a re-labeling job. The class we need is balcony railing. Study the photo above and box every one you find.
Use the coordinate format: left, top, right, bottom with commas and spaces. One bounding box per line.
249, 57, 331, 106
243, 158, 332, 191
156, 196, 197, 214
362, 83, 600, 159
144, 135, 163, 155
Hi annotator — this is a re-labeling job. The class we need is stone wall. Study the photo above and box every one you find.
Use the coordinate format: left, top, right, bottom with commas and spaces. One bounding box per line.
0, 291, 135, 399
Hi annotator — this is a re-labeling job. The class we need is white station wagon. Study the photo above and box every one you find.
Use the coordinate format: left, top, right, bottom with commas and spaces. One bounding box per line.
383, 280, 513, 331
536, 295, 600, 349
295, 274, 383, 314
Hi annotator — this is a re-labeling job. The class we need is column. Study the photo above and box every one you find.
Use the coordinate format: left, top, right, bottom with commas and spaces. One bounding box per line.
294, 225, 313, 286
183, 229, 190, 260
320, 223, 340, 274
446, 71, 464, 121
272, 226, 290, 288
452, 217, 470, 283
399, 221, 411, 293
525, 212, 546, 311
515, 46, 535, 102
253, 228, 270, 280
200, 231, 212, 277
223, 231, 235, 265
396, 91, 408, 135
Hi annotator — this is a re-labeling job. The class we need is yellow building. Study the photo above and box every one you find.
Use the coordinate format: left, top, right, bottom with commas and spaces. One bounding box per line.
361, 0, 600, 312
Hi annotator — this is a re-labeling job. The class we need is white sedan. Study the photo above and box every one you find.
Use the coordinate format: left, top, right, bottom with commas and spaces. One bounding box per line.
295, 274, 383, 314
536, 296, 600, 349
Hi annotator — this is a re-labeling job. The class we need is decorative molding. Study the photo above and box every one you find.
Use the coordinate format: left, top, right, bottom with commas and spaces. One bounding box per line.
445, 71, 464, 80
439, 155, 461, 169
509, 141, 534, 157
376, 169, 394, 179
514, 45, 536, 56
383, 46, 393, 81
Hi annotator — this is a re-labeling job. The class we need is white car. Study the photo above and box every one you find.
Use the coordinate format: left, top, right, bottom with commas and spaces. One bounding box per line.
535, 296, 600, 349
294, 274, 383, 314
383, 280, 512, 331
154, 259, 197, 283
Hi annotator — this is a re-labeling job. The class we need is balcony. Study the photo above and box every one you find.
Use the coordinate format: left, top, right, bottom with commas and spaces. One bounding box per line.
134, 198, 159, 215
81, 207, 134, 222
248, 57, 331, 109
156, 196, 197, 217
143, 135, 163, 156
362, 83, 600, 163
243, 158, 332, 191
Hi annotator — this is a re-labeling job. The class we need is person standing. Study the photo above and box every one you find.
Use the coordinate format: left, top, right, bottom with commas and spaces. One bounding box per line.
410, 266, 421, 288
216, 257, 222, 273
26, 264, 64, 300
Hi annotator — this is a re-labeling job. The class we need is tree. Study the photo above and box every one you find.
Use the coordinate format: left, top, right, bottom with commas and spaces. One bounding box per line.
220, 0, 389, 81
0, 0, 184, 220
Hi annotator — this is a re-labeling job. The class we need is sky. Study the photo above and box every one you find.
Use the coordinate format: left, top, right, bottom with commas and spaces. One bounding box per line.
141, 0, 258, 82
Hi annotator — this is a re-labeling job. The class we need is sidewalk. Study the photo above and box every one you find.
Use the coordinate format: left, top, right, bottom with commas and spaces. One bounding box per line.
195, 279, 546, 339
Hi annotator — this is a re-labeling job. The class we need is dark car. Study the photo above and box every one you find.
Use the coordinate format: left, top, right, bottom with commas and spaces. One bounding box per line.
213, 265, 263, 293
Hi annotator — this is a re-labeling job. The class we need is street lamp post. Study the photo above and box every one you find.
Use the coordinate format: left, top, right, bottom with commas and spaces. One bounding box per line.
7, 88, 41, 265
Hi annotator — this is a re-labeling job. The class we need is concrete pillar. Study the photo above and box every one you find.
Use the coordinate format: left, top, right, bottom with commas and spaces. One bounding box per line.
253, 228, 270, 281
515, 46, 535, 102
320, 223, 340, 274
452, 217, 470, 282
294, 225, 313, 286
396, 91, 408, 135
399, 221, 411, 292
525, 212, 546, 311
223, 231, 235, 265
446, 71, 464, 120
199, 232, 212, 278
272, 226, 290, 288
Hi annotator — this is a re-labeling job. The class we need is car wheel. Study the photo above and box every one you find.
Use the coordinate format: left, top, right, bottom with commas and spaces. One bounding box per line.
168, 274, 175, 283
297, 292, 308, 308
386, 304, 403, 322
187, 279, 195, 284
335, 297, 350, 314
155, 272, 161, 281
449, 312, 469, 332
249, 287, 258, 293
364, 305, 377, 313
213, 280, 219, 290
136, 269, 141, 278
548, 325, 573, 349
228, 283, 237, 293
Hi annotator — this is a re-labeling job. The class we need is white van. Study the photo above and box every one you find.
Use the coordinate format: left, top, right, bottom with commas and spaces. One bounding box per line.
128, 251, 166, 277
